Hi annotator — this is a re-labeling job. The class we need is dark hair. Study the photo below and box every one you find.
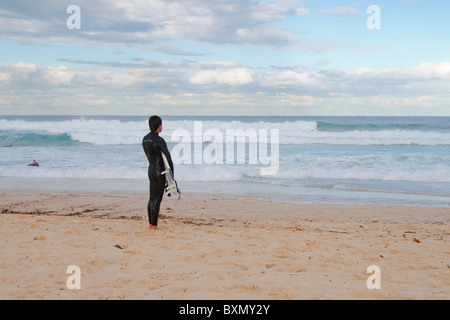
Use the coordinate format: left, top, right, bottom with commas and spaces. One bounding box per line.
149, 115, 162, 132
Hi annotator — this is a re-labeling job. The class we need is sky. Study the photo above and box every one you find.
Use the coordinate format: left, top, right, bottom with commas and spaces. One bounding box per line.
0, 0, 449, 116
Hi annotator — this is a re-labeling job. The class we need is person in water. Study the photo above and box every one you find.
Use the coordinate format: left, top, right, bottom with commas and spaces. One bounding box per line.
27, 160, 39, 166
142, 116, 174, 230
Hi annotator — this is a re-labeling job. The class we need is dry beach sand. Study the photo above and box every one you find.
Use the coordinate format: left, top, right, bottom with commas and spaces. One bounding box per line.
0, 194, 448, 300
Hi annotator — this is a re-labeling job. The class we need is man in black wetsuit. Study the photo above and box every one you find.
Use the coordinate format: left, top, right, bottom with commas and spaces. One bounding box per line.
142, 116, 174, 230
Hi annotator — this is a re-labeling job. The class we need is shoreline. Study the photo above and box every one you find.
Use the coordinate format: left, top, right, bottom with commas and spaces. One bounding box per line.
1, 193, 449, 223
0, 194, 449, 300
1, 176, 449, 210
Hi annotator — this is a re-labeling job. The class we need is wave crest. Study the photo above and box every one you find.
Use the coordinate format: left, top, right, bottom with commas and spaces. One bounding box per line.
1, 118, 449, 146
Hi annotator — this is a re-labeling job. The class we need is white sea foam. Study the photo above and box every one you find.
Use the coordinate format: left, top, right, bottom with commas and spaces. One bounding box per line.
275, 154, 450, 183
2, 152, 449, 184
1, 118, 449, 146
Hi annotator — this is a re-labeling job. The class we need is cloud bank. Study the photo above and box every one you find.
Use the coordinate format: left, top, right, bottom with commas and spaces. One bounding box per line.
1, 60, 449, 115
0, 0, 313, 51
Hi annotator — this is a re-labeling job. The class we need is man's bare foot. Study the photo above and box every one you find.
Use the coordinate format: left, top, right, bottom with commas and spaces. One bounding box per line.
149, 224, 158, 231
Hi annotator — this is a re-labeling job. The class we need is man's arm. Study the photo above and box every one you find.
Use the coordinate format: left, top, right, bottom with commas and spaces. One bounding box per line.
158, 138, 174, 175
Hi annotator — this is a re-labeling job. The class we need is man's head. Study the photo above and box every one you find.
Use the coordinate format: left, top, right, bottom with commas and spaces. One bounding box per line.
149, 115, 162, 132
32, 160, 36, 165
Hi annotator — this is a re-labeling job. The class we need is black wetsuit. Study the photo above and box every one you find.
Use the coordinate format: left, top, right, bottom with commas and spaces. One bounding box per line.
142, 131, 174, 226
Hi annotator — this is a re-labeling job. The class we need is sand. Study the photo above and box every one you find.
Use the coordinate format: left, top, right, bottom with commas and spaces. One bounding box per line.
0, 194, 448, 300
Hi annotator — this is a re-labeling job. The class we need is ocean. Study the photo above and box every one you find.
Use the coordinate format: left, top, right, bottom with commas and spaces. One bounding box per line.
1, 115, 449, 208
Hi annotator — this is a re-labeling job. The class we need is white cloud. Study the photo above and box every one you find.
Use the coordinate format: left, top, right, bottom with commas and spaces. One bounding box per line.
82, 98, 109, 106
295, 8, 310, 16
14, 62, 38, 74
0, 72, 10, 85
189, 68, 254, 86
258, 69, 322, 87
43, 66, 73, 86
319, 6, 365, 17
411, 62, 450, 80
346, 62, 450, 81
